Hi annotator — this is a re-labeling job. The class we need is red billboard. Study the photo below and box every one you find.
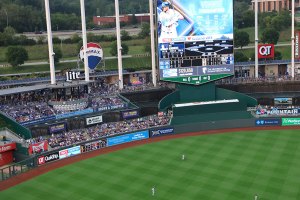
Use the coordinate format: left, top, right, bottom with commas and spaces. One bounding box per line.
258, 44, 274, 59
28, 141, 48, 155
0, 142, 16, 153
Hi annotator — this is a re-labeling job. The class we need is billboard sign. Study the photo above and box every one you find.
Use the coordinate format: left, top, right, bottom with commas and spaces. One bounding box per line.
282, 118, 300, 126
150, 127, 174, 137
28, 141, 48, 155
79, 42, 103, 70
121, 109, 140, 120
67, 146, 81, 157
38, 152, 59, 165
255, 119, 280, 126
49, 122, 67, 134
107, 130, 149, 146
157, 0, 234, 85
86, 115, 103, 125
258, 44, 274, 59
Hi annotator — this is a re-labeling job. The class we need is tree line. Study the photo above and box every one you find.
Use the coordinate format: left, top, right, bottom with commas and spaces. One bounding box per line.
0, 0, 149, 33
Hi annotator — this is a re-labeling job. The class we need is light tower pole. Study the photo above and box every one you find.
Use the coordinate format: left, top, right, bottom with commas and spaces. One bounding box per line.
115, 0, 124, 90
80, 0, 90, 82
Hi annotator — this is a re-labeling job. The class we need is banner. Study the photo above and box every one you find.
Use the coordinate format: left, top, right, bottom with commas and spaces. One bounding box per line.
107, 130, 149, 147
295, 31, 300, 59
121, 109, 140, 120
256, 108, 300, 116
97, 104, 127, 112
86, 115, 103, 125
150, 127, 174, 137
0, 142, 16, 153
28, 141, 48, 155
49, 122, 67, 134
258, 44, 274, 59
38, 152, 59, 165
67, 146, 81, 157
282, 118, 300, 126
59, 149, 68, 159
20, 115, 56, 126
56, 108, 93, 119
255, 119, 280, 126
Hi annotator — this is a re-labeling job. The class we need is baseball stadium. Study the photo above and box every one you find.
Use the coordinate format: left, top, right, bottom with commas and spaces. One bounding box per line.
1, 0, 300, 200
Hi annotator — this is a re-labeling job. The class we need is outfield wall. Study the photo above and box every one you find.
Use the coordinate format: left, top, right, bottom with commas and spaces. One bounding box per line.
1, 117, 300, 181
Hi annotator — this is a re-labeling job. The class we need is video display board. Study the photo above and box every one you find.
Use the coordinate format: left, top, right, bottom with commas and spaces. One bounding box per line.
157, 0, 234, 85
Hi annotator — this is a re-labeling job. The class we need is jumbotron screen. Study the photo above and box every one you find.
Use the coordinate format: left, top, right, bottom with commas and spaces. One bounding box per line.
157, 0, 234, 85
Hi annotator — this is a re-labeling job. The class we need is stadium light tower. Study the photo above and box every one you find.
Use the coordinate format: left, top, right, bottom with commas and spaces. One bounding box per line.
292, 0, 295, 78
149, 0, 157, 87
115, 0, 124, 90
254, 0, 258, 78
44, 0, 56, 84
80, 0, 90, 82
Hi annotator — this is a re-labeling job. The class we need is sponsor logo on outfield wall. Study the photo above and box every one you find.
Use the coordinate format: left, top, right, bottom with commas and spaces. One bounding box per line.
282, 118, 300, 126
255, 119, 280, 126
38, 152, 59, 165
150, 127, 174, 137
107, 130, 149, 147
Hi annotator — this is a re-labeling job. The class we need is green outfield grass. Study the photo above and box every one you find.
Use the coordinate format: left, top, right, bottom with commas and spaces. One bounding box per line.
1, 129, 300, 200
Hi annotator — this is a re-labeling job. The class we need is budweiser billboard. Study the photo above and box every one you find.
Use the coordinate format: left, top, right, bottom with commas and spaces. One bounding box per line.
0, 142, 16, 153
258, 44, 274, 59
295, 31, 300, 59
28, 141, 48, 155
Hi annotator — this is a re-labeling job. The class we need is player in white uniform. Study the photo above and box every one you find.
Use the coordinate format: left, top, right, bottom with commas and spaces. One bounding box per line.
152, 186, 155, 196
159, 2, 184, 39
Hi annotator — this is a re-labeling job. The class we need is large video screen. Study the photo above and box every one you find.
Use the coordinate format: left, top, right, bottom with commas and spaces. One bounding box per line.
157, 0, 234, 85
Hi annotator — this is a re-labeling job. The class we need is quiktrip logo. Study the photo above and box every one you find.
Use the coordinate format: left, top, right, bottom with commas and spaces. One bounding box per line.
80, 42, 103, 70
258, 44, 274, 59
38, 152, 59, 165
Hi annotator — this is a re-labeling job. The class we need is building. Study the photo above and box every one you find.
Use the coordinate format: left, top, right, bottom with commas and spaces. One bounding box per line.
93, 13, 150, 26
251, 0, 294, 12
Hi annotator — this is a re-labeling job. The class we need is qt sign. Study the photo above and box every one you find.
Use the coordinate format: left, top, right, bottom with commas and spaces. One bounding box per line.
258, 44, 274, 59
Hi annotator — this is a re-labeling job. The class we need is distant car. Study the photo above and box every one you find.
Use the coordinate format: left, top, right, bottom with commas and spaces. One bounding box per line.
92, 27, 101, 30
35, 31, 43, 34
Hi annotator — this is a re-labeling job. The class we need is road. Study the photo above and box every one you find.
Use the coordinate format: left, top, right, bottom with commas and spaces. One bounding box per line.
20, 28, 141, 40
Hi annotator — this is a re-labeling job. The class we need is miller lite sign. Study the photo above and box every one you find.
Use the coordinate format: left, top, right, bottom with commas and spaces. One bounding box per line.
258, 44, 274, 59
66, 71, 80, 82
80, 42, 103, 70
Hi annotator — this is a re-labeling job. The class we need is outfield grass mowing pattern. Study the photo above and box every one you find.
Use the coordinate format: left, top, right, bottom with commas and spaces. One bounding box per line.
1, 130, 300, 200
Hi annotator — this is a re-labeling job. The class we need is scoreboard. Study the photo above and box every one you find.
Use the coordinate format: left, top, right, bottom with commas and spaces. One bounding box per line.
157, 0, 234, 85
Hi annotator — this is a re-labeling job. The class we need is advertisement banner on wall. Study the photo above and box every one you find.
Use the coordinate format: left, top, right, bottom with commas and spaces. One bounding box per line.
107, 130, 149, 147
38, 152, 59, 165
67, 146, 81, 157
255, 119, 280, 126
49, 122, 67, 134
28, 141, 48, 155
86, 115, 103, 125
282, 118, 300, 126
59, 149, 68, 159
121, 109, 140, 120
150, 127, 174, 137
0, 142, 16, 153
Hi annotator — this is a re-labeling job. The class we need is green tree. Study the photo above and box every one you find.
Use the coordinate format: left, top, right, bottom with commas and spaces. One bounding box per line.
110, 41, 129, 56
5, 46, 28, 66
121, 30, 131, 40
261, 28, 279, 44
234, 31, 250, 48
53, 46, 63, 63
138, 22, 150, 38
274, 51, 282, 60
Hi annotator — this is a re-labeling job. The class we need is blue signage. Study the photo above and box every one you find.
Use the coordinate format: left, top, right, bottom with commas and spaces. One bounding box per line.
56, 108, 93, 119
67, 146, 81, 157
20, 115, 56, 126
150, 127, 174, 137
107, 130, 149, 147
255, 119, 280, 126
